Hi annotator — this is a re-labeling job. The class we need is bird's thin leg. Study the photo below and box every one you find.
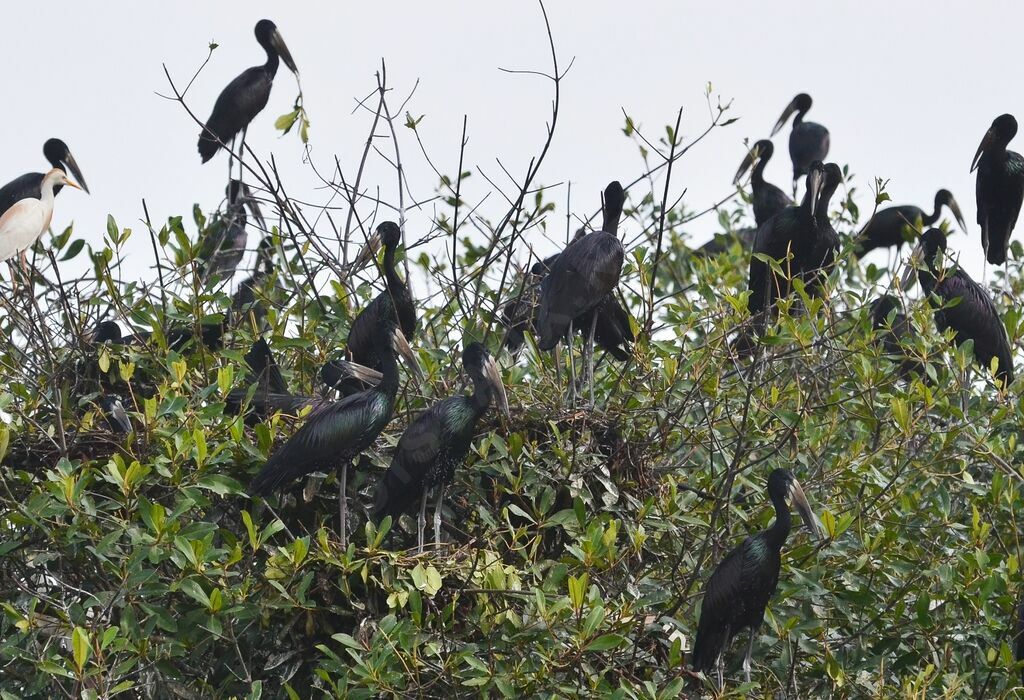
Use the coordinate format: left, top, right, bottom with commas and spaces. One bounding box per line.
716, 650, 724, 690
586, 312, 598, 409
227, 135, 236, 185
743, 627, 755, 684
417, 490, 428, 553
961, 366, 971, 414
238, 126, 249, 182
433, 484, 445, 549
338, 462, 349, 550
791, 179, 798, 201
566, 320, 576, 406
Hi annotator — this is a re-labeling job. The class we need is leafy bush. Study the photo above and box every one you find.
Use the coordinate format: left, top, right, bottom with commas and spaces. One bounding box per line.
2, 28, 1024, 700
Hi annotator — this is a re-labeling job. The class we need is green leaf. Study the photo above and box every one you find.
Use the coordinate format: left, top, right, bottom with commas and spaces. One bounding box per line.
72, 626, 90, 672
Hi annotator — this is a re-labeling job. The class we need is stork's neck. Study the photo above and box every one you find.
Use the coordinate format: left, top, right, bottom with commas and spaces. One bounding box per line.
377, 341, 400, 397
469, 372, 493, 416
382, 243, 404, 292
263, 45, 280, 77
752, 156, 768, 186
765, 489, 792, 551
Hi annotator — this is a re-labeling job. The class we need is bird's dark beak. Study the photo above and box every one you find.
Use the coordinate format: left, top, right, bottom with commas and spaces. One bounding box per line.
789, 479, 824, 541
771, 99, 797, 137
271, 29, 299, 75
61, 151, 89, 194
947, 195, 967, 233
971, 129, 995, 173
393, 328, 424, 382
901, 240, 924, 289
482, 355, 510, 418
351, 231, 383, 272
734, 148, 757, 186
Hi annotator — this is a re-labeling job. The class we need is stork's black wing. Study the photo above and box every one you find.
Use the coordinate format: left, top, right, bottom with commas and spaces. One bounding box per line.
977, 151, 1024, 265
373, 398, 459, 520
535, 232, 624, 350
789, 122, 830, 178
934, 272, 1014, 382
198, 67, 273, 163
250, 390, 391, 495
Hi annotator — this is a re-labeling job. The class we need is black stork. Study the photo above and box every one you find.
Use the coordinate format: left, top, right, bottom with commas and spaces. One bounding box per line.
225, 337, 330, 424
902, 228, 1014, 385
733, 139, 793, 226
321, 221, 418, 392
536, 181, 627, 405
871, 295, 922, 379
746, 161, 823, 326
250, 311, 419, 548
0, 139, 90, 217
198, 180, 250, 282
805, 162, 843, 296
198, 19, 299, 167
771, 94, 830, 194
856, 189, 967, 259
971, 114, 1024, 266
373, 342, 509, 551
230, 236, 276, 329
692, 468, 822, 688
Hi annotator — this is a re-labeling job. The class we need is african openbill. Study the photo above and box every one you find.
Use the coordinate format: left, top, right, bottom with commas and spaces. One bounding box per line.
198, 19, 299, 166
91, 319, 224, 353
0, 139, 89, 217
870, 295, 922, 379
746, 161, 823, 324
692, 468, 822, 687
971, 114, 1024, 266
198, 180, 253, 281
536, 181, 627, 404
250, 311, 419, 548
771, 94, 830, 192
903, 228, 1014, 385
225, 337, 328, 423
230, 237, 276, 329
734, 139, 793, 226
321, 221, 418, 392
856, 189, 967, 259
0, 169, 83, 268
373, 342, 509, 551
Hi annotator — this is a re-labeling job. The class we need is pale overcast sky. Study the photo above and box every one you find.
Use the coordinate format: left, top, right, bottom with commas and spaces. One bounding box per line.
2, 1, 1021, 284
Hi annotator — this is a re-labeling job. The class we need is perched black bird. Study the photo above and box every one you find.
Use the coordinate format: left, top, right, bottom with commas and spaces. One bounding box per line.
321, 222, 418, 392
734, 139, 793, 226
692, 469, 822, 688
198, 180, 252, 281
746, 161, 823, 323
0, 138, 90, 216
198, 19, 299, 164
98, 395, 132, 435
971, 114, 1024, 265
903, 228, 1014, 384
500, 264, 543, 355
91, 319, 224, 353
803, 162, 843, 297
373, 342, 509, 551
536, 181, 627, 403
771, 94, 830, 188
225, 338, 328, 423
870, 295, 922, 378
250, 312, 418, 547
231, 236, 276, 329
856, 189, 967, 258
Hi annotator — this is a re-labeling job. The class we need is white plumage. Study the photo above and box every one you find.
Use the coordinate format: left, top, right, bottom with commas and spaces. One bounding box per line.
0, 168, 81, 264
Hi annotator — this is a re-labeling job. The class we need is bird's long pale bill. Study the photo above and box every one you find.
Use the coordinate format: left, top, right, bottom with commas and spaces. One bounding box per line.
901, 242, 924, 289
971, 129, 994, 172
771, 99, 798, 137
483, 355, 510, 418
789, 479, 825, 541
272, 29, 299, 75
393, 328, 424, 381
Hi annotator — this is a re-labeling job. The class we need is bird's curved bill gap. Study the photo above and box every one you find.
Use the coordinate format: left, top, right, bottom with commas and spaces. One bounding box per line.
789, 479, 824, 541
971, 129, 994, 172
483, 355, 510, 418
771, 99, 797, 137
393, 328, 424, 381
272, 29, 299, 75
61, 152, 89, 194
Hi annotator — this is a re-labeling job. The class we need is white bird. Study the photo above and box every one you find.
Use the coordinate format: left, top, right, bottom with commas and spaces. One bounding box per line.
0, 167, 82, 266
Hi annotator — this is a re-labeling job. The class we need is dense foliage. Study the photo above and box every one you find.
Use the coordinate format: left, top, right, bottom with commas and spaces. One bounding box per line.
3, 54, 1024, 700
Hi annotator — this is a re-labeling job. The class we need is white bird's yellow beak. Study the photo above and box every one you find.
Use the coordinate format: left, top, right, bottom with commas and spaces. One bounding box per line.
62, 177, 83, 191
